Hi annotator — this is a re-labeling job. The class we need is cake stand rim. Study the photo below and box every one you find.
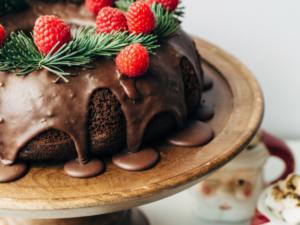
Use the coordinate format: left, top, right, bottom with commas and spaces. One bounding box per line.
0, 36, 264, 217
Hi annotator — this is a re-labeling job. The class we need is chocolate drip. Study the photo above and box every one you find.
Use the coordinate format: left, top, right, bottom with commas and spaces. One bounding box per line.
0, 29, 202, 169
118, 73, 139, 101
112, 147, 159, 171
189, 103, 214, 121
165, 120, 214, 147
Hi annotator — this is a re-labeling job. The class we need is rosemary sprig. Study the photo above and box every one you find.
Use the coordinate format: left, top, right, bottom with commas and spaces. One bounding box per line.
174, 1, 184, 17
151, 2, 180, 38
0, 26, 159, 82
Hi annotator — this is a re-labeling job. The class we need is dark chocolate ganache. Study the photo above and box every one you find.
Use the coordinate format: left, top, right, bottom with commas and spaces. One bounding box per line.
0, 1, 204, 168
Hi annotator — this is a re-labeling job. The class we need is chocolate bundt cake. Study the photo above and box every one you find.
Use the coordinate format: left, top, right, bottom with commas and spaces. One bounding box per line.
0, 0, 203, 164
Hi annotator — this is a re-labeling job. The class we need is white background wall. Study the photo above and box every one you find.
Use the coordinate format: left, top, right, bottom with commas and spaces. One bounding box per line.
181, 0, 300, 139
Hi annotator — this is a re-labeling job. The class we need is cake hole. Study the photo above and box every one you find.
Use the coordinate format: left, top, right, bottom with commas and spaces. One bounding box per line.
88, 88, 126, 138
180, 57, 200, 112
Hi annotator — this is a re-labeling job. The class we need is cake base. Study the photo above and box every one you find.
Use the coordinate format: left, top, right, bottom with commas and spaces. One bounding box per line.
0, 209, 149, 225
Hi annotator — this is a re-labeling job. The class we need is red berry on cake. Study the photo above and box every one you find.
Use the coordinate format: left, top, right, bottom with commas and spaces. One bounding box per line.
0, 25, 6, 48
96, 7, 128, 34
146, 0, 179, 12
34, 16, 71, 55
85, 0, 113, 15
127, 1, 156, 35
116, 43, 149, 78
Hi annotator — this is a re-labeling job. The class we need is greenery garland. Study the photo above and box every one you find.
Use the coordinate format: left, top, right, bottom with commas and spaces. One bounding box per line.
0, 27, 159, 82
0, 0, 184, 82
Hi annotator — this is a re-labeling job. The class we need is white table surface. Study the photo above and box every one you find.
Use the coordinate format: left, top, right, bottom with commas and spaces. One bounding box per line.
139, 140, 300, 225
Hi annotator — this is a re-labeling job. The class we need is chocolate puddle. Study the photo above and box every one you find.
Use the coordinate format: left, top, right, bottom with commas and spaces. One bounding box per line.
165, 120, 214, 147
0, 162, 28, 183
112, 147, 159, 171
64, 158, 104, 178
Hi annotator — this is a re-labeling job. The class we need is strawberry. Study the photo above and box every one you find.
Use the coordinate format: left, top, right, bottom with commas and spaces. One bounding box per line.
85, 0, 113, 15
146, 0, 179, 12
116, 43, 149, 77
34, 16, 71, 55
0, 25, 6, 48
96, 7, 128, 34
127, 1, 156, 35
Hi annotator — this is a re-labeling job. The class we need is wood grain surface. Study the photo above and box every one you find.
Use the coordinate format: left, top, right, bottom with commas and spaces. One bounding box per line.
0, 37, 263, 219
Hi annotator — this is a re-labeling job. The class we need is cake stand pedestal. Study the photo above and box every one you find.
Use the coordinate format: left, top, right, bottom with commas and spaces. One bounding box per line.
0, 37, 263, 225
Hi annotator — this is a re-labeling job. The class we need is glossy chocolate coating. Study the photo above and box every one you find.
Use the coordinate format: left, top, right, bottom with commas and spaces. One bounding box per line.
0, 29, 201, 168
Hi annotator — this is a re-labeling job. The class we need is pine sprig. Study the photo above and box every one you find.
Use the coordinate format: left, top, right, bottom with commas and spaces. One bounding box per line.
0, 26, 159, 82
174, 1, 184, 17
151, 2, 180, 38
114, 0, 181, 38
115, 0, 184, 17
114, 0, 135, 10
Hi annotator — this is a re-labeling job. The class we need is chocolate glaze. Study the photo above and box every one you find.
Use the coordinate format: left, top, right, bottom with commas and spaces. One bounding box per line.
112, 147, 159, 171
64, 158, 104, 178
0, 1, 204, 179
0, 162, 28, 182
189, 103, 214, 121
165, 120, 213, 147
203, 75, 213, 91
0, 25, 201, 168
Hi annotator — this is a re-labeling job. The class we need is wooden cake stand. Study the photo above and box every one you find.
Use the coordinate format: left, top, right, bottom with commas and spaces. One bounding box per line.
0, 37, 263, 225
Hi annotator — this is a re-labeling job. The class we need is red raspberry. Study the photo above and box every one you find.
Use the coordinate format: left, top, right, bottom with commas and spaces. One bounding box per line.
96, 7, 128, 34
146, 0, 179, 12
85, 0, 113, 15
34, 16, 71, 55
116, 43, 149, 78
127, 1, 156, 35
0, 25, 6, 48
